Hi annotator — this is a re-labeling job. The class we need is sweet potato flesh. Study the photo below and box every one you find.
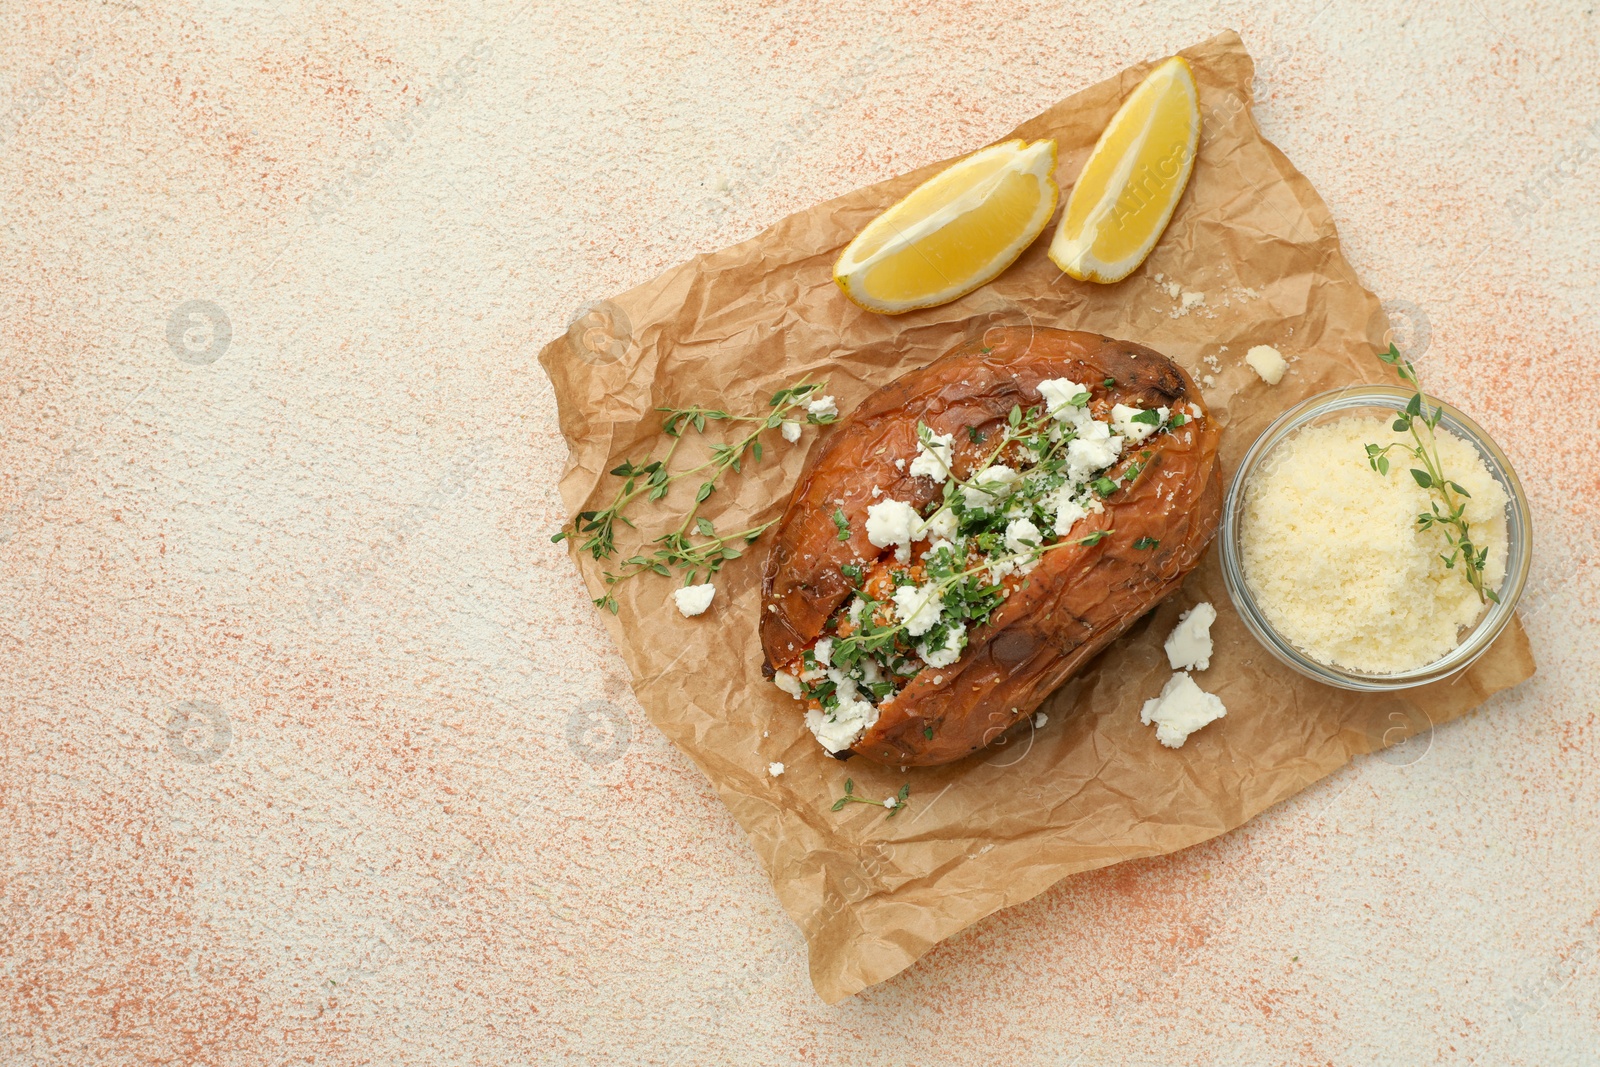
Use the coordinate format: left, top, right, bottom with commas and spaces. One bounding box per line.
760, 327, 1222, 766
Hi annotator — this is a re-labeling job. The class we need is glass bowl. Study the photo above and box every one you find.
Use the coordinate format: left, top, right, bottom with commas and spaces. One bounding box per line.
1218, 385, 1532, 691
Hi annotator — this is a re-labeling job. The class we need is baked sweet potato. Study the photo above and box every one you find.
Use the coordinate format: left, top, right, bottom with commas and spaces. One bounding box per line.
760, 326, 1222, 766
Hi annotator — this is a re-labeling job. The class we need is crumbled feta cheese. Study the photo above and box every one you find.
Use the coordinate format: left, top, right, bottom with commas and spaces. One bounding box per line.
1111, 403, 1169, 445
1038, 378, 1091, 421
871, 486, 883, 498
893, 457, 906, 471
1245, 344, 1288, 385
961, 464, 1022, 509
916, 624, 965, 668
774, 671, 802, 698
673, 583, 716, 617
892, 583, 943, 637
768, 762, 785, 777
919, 507, 958, 541
922, 538, 959, 563
1033, 712, 1048, 729
909, 428, 955, 483
847, 597, 866, 625
1051, 490, 1089, 536
805, 697, 879, 753
812, 636, 833, 668
1161, 279, 1182, 298
1165, 602, 1217, 671
1140, 672, 1226, 748
883, 797, 897, 809
826, 667, 859, 704
781, 420, 801, 443
865, 499, 921, 562
1004, 516, 1042, 556
1066, 434, 1123, 482
807, 395, 839, 419
1181, 290, 1206, 311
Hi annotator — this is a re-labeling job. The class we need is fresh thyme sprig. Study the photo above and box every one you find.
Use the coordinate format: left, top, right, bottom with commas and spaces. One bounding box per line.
1364, 344, 1498, 605
831, 778, 911, 818
553, 379, 835, 612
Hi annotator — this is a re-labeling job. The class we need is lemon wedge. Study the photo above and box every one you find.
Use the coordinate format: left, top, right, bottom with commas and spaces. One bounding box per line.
1049, 56, 1200, 284
834, 139, 1059, 314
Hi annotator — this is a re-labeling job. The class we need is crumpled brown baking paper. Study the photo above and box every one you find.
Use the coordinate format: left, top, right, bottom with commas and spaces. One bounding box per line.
538, 30, 1535, 1003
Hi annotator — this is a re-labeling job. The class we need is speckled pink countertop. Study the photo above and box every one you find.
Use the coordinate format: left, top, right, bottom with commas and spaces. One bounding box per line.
1, 3, 1596, 1064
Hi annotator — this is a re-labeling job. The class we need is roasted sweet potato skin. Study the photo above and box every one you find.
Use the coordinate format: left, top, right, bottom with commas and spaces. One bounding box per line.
760, 326, 1222, 766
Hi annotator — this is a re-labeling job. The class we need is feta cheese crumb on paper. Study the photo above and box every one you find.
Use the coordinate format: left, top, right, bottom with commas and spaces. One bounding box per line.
673, 583, 716, 617
1165, 601, 1218, 671
908, 428, 956, 483
1033, 712, 1048, 729
773, 671, 802, 697
1140, 672, 1226, 748
767, 762, 785, 777
806, 395, 839, 419
883, 797, 897, 809
1245, 344, 1288, 385
1181, 291, 1206, 311
780, 419, 801, 443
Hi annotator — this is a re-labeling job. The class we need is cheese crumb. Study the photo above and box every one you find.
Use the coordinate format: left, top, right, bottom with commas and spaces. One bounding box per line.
807, 395, 839, 419
1245, 344, 1288, 385
768, 762, 785, 777
1165, 602, 1217, 671
909, 428, 956, 483
865, 499, 921, 562
1140, 672, 1227, 748
781, 420, 801, 442
1033, 712, 1048, 729
1239, 414, 1508, 673
892, 583, 943, 637
805, 698, 879, 753
673, 583, 716, 617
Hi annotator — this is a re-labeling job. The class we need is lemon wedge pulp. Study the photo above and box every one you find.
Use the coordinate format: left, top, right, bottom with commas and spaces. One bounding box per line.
834, 139, 1059, 315
1049, 56, 1200, 284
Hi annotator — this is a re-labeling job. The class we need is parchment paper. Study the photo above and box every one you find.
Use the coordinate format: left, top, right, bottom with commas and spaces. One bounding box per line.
537, 30, 1535, 1003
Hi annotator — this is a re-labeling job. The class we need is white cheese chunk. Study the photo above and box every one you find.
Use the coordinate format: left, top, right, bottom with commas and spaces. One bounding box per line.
1111, 403, 1169, 445
805, 698, 879, 753
960, 464, 1022, 509
1140, 672, 1226, 748
1245, 344, 1287, 385
767, 762, 785, 777
673, 583, 716, 617
781, 420, 801, 443
919, 506, 958, 541
892, 583, 943, 637
908, 428, 956, 483
773, 671, 802, 698
1004, 516, 1042, 556
807, 394, 839, 418
1164, 601, 1218, 671
1037, 378, 1092, 421
865, 499, 921, 562
1066, 434, 1124, 482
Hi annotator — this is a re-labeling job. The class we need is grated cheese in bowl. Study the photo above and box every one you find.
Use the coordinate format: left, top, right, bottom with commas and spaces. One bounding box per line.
1223, 386, 1528, 686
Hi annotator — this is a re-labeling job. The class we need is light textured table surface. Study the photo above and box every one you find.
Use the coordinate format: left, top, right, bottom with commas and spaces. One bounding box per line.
2, 2, 1596, 1064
